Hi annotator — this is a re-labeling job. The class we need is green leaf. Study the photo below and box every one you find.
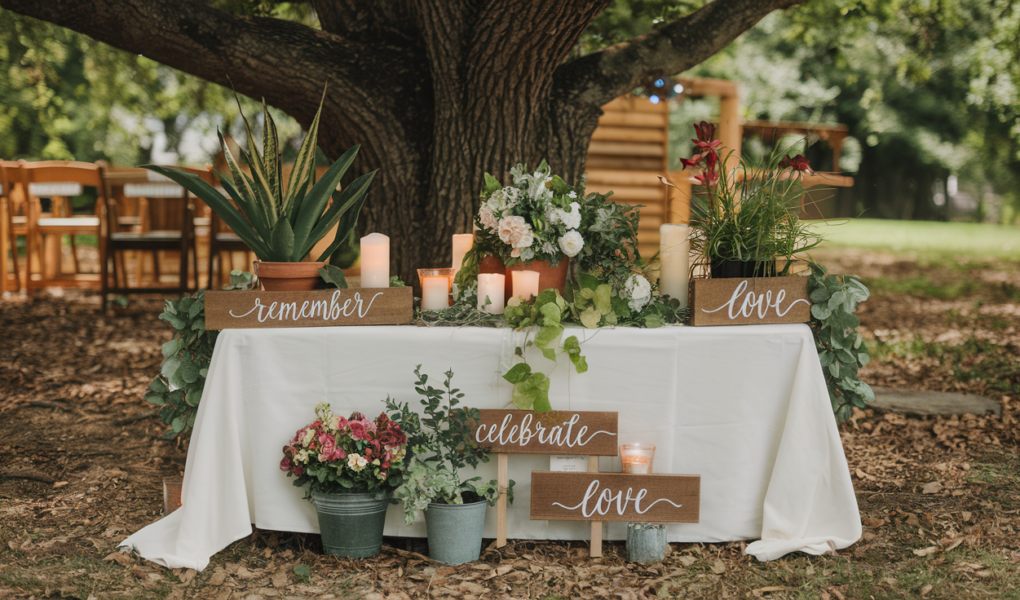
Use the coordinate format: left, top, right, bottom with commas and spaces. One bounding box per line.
563, 336, 588, 374
308, 170, 377, 260
148, 378, 168, 394
160, 357, 181, 381
293, 564, 311, 583
809, 286, 831, 303
171, 416, 186, 433
541, 347, 557, 361
269, 217, 295, 262
535, 323, 563, 350
161, 338, 180, 358
188, 299, 203, 319
811, 304, 831, 320
291, 146, 361, 257
319, 265, 348, 289
179, 360, 201, 384
858, 353, 870, 366
144, 392, 166, 406
512, 372, 550, 411
828, 361, 840, 378
539, 302, 562, 326
643, 314, 664, 328
580, 306, 601, 328
502, 363, 532, 385
314, 176, 374, 262
594, 284, 612, 314
483, 172, 501, 194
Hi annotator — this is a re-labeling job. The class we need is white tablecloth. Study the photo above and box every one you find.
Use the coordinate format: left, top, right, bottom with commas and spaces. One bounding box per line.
120, 324, 860, 570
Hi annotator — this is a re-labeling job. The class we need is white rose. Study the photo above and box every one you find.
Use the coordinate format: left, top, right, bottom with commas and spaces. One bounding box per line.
545, 208, 561, 226
557, 202, 582, 229
498, 215, 527, 245
479, 206, 497, 231
347, 453, 366, 472
624, 274, 652, 312
515, 228, 534, 249
558, 230, 584, 257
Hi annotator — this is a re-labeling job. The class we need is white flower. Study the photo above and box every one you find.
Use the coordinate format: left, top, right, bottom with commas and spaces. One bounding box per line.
503, 186, 520, 206
479, 206, 498, 231
624, 274, 652, 312
301, 429, 315, 447
568, 191, 577, 199
545, 208, 561, 226
558, 230, 584, 257
516, 228, 534, 249
347, 453, 369, 472
541, 241, 557, 255
296, 450, 310, 464
528, 172, 554, 202
520, 246, 535, 261
556, 202, 582, 229
498, 215, 530, 247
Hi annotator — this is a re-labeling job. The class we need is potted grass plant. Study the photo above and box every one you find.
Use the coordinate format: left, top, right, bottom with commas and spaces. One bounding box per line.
280, 404, 408, 558
144, 92, 377, 291
385, 365, 512, 565
680, 121, 821, 278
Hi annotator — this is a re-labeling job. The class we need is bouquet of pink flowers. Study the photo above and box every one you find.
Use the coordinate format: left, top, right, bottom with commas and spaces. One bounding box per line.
281, 403, 408, 496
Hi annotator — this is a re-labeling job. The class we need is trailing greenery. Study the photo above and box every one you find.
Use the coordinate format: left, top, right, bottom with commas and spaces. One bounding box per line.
146, 271, 253, 437
385, 366, 512, 526
144, 90, 377, 264
807, 262, 874, 423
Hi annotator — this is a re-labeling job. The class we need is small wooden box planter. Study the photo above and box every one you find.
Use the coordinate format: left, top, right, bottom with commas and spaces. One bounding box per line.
204, 287, 414, 330
690, 277, 811, 326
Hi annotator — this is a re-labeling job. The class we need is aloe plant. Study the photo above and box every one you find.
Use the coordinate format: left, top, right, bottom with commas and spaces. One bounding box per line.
144, 93, 376, 263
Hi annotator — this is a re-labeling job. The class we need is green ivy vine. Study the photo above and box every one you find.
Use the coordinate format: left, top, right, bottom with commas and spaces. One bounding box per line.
807, 262, 874, 424
146, 271, 253, 437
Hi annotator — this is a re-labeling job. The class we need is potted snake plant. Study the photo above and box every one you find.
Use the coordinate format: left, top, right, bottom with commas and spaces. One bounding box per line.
144, 92, 376, 291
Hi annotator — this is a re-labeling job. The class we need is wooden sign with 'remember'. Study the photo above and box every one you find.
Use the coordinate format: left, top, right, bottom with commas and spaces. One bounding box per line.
204, 288, 414, 330
474, 410, 618, 456
531, 471, 700, 523
691, 277, 811, 326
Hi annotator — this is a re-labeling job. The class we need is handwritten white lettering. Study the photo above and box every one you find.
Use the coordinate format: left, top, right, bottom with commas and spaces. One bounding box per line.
474, 413, 616, 449
551, 480, 684, 517
701, 279, 810, 320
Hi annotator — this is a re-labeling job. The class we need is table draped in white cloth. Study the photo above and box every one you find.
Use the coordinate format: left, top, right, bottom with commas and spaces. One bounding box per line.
120, 323, 861, 570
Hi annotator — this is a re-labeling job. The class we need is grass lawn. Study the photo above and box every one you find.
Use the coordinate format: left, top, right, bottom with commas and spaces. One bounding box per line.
813, 218, 1020, 261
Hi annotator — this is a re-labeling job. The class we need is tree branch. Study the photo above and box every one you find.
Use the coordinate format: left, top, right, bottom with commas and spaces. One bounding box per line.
312, 0, 418, 44
554, 0, 801, 108
0, 0, 408, 130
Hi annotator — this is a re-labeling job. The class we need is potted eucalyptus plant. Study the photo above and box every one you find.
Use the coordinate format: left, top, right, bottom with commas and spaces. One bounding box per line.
281, 403, 409, 558
144, 92, 377, 291
681, 121, 821, 278
385, 365, 512, 565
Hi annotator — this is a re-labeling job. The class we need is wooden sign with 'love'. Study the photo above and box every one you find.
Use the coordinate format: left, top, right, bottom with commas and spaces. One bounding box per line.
204, 288, 414, 330
691, 277, 811, 326
474, 410, 618, 456
530, 472, 700, 523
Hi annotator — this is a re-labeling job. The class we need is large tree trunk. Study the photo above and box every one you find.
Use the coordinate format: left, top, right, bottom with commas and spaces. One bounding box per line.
0, 0, 800, 287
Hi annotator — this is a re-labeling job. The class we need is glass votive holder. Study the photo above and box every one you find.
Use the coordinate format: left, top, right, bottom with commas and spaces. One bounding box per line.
620, 443, 656, 474
163, 476, 184, 515
417, 268, 454, 310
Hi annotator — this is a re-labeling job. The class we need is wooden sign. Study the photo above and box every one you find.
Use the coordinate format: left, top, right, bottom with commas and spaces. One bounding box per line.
474, 410, 618, 456
531, 472, 700, 523
690, 277, 811, 326
204, 288, 414, 330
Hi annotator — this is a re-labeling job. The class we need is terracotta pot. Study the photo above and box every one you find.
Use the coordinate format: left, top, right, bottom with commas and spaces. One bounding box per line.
253, 261, 326, 291
478, 256, 570, 299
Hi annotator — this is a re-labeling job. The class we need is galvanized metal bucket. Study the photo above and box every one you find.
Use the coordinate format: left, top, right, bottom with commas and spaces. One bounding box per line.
424, 499, 488, 565
311, 491, 389, 558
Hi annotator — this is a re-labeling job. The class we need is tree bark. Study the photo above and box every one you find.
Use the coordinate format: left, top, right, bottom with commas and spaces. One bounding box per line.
0, 0, 799, 286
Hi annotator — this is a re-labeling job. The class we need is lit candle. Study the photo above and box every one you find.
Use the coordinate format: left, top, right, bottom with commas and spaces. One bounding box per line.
659, 224, 690, 308
512, 269, 540, 301
620, 443, 656, 474
418, 268, 453, 311
452, 234, 473, 275
360, 233, 390, 288
477, 273, 505, 314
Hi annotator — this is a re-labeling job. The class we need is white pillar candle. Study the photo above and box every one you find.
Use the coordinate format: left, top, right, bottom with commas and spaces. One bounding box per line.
420, 275, 450, 310
512, 269, 540, 301
659, 224, 690, 308
452, 233, 473, 275
360, 233, 390, 288
477, 273, 505, 314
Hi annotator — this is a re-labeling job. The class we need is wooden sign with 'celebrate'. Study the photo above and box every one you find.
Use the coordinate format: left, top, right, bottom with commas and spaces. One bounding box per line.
474, 410, 619, 456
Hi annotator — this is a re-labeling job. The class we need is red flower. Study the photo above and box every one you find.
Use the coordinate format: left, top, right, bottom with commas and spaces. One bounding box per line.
280, 457, 291, 472
694, 170, 719, 187
679, 153, 703, 169
349, 420, 367, 440
779, 154, 811, 172
694, 121, 716, 142
292, 466, 304, 476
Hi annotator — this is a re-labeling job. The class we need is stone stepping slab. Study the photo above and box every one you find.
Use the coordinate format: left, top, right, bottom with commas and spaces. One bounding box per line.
870, 386, 1001, 417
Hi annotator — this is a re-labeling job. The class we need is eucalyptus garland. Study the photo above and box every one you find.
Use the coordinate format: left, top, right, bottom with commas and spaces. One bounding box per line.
807, 262, 874, 423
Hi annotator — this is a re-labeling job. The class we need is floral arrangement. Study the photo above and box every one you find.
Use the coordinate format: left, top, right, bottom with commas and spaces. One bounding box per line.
281, 404, 408, 496
678, 120, 821, 275
384, 366, 510, 524
473, 161, 589, 266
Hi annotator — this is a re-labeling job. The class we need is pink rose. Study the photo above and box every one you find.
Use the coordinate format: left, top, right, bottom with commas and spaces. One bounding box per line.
280, 457, 291, 472
349, 420, 367, 440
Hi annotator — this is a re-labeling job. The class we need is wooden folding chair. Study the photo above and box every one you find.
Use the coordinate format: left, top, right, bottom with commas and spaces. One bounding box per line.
18, 160, 106, 291
101, 166, 214, 303
0, 161, 26, 293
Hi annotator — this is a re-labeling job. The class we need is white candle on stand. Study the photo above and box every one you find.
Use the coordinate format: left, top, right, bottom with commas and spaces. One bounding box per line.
659, 224, 690, 308
452, 234, 473, 275
512, 270, 540, 301
360, 233, 390, 288
477, 273, 505, 314
420, 276, 450, 310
